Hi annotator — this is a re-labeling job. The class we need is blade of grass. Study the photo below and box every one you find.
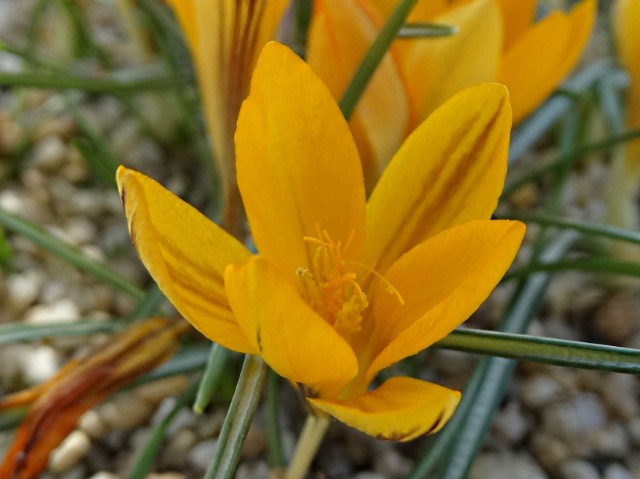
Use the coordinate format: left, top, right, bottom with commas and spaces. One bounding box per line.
505, 212, 640, 244
125, 377, 200, 479
504, 256, 640, 281
397, 22, 457, 38
193, 344, 230, 414
408, 231, 579, 479
204, 355, 268, 479
265, 369, 285, 470
339, 0, 420, 119
437, 328, 640, 374
0, 320, 118, 346
0, 207, 143, 300
503, 128, 640, 198
509, 59, 619, 164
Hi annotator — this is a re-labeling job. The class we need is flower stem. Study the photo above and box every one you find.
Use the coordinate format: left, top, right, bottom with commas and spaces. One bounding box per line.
204, 355, 267, 479
286, 412, 331, 479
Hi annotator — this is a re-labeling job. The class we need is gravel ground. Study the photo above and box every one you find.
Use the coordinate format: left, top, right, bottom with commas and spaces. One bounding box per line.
1, 1, 640, 479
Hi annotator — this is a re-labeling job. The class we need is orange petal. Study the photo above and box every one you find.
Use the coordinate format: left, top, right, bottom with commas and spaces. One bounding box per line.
397, 0, 502, 124
309, 376, 460, 441
224, 256, 358, 387
614, 0, 640, 142
307, 0, 410, 184
497, 0, 596, 124
495, 0, 536, 50
116, 166, 255, 353
172, 0, 289, 182
236, 42, 366, 276
364, 84, 512, 273
367, 220, 524, 377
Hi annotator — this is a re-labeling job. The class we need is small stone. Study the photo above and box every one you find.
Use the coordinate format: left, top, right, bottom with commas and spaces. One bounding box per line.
134, 376, 188, 404
604, 463, 634, 479
531, 433, 571, 471
493, 400, 530, 444
87, 473, 120, 479
559, 460, 600, 479
470, 452, 548, 479
29, 136, 68, 171
161, 429, 197, 468
242, 426, 267, 460
78, 410, 109, 440
542, 393, 606, 440
188, 439, 217, 472
601, 374, 639, 418
235, 461, 270, 479
98, 393, 154, 430
588, 423, 629, 458
520, 375, 563, 409
25, 298, 80, 324
373, 447, 413, 479
48, 430, 91, 474
592, 293, 639, 344
5, 269, 44, 313
20, 345, 60, 383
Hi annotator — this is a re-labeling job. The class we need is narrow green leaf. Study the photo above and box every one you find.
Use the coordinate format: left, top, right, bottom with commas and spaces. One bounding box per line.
0, 70, 188, 93
507, 212, 640, 244
411, 231, 579, 479
126, 378, 200, 479
503, 128, 640, 198
0, 207, 144, 300
509, 59, 618, 164
437, 329, 640, 374
193, 344, 230, 414
133, 346, 210, 386
339, 0, 420, 119
265, 369, 285, 469
0, 320, 118, 346
0, 227, 13, 269
397, 22, 457, 38
504, 256, 640, 282
204, 355, 267, 479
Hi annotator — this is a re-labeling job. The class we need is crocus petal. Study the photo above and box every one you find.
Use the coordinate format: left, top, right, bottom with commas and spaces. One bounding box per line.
613, 0, 640, 143
116, 166, 255, 353
307, 0, 410, 185
495, 0, 536, 51
309, 377, 460, 441
168, 0, 289, 184
367, 220, 525, 378
236, 42, 366, 276
364, 83, 511, 273
497, 0, 595, 124
224, 256, 359, 386
397, 0, 502, 125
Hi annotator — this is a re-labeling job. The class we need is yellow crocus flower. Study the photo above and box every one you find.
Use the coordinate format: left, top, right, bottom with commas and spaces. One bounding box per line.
165, 0, 288, 232
116, 43, 524, 441
308, 0, 595, 179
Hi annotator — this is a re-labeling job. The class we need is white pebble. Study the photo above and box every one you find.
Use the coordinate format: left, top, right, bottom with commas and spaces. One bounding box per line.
559, 460, 599, 479
98, 394, 154, 430
470, 452, 548, 479
20, 345, 60, 383
604, 463, 634, 479
520, 375, 563, 409
78, 410, 109, 440
29, 136, 67, 171
134, 376, 188, 404
25, 298, 80, 324
5, 269, 44, 313
48, 430, 91, 474
87, 473, 120, 479
188, 439, 217, 471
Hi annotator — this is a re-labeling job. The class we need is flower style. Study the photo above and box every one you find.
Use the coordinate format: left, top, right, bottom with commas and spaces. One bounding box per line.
308, 0, 595, 180
116, 42, 525, 440
165, 0, 288, 231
